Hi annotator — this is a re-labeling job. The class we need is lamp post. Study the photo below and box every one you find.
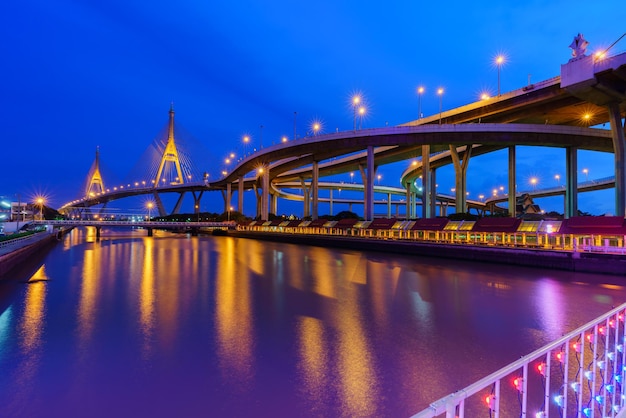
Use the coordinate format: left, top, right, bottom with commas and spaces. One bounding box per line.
555, 174, 561, 187
352, 95, 361, 131
530, 177, 538, 190
495, 55, 505, 96
36, 197, 44, 220
437, 88, 444, 124
582, 168, 589, 182
350, 172, 354, 183
147, 202, 153, 221
358, 106, 366, 130
417, 86, 424, 119
293, 111, 297, 140
228, 206, 233, 222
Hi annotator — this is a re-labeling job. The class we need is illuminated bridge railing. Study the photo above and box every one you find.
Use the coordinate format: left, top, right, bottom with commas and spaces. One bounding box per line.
412, 302, 626, 418
31, 220, 235, 229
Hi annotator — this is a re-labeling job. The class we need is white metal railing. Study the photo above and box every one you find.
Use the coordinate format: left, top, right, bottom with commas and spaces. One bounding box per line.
0, 230, 51, 255
411, 303, 626, 418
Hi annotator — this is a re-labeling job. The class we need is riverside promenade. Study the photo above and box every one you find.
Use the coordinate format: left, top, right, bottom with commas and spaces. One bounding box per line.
229, 230, 626, 275
0, 229, 62, 277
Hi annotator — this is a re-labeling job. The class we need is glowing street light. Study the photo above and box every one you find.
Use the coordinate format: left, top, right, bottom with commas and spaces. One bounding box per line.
147, 201, 154, 221
350, 172, 354, 183
582, 168, 589, 182
530, 177, 538, 190
36, 197, 44, 220
377, 174, 382, 185
555, 174, 561, 186
437, 88, 444, 124
281, 136, 288, 143
311, 121, 321, 136
358, 106, 366, 130
352, 95, 361, 131
228, 206, 233, 222
417, 86, 424, 119
495, 55, 505, 96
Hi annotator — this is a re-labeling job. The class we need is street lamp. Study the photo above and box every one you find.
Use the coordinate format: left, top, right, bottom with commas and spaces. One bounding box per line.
358, 106, 366, 130
350, 172, 354, 183
312, 121, 321, 136
228, 206, 233, 222
530, 177, 538, 190
417, 86, 424, 119
36, 197, 44, 220
495, 55, 505, 96
582, 168, 589, 182
555, 174, 561, 186
377, 174, 382, 185
147, 202, 154, 221
437, 88, 444, 124
352, 95, 361, 131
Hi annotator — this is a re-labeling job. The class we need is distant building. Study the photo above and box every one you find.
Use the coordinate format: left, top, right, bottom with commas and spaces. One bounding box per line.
516, 193, 542, 216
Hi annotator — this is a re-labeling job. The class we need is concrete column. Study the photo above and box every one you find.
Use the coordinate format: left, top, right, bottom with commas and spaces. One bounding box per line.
387, 193, 392, 218
329, 189, 333, 216
565, 147, 578, 218
300, 178, 310, 218
225, 183, 232, 213
422, 144, 431, 219
312, 161, 319, 220
449, 144, 472, 214
261, 166, 270, 221
270, 193, 277, 215
253, 184, 261, 219
508, 146, 516, 217
429, 167, 437, 217
238, 176, 244, 214
405, 182, 411, 219
608, 103, 626, 217
361, 147, 375, 221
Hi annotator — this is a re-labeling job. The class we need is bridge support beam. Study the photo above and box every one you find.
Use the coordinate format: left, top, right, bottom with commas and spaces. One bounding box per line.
192, 191, 202, 215
422, 145, 431, 219
172, 192, 186, 215
429, 167, 437, 217
225, 183, 232, 214
300, 178, 310, 218
253, 185, 261, 219
270, 192, 277, 216
312, 161, 319, 220
450, 145, 472, 215
153, 192, 166, 217
565, 147, 578, 218
363, 146, 375, 221
387, 193, 392, 218
329, 189, 333, 216
405, 182, 411, 219
261, 165, 269, 221
238, 176, 244, 215
609, 103, 626, 217
508, 146, 516, 217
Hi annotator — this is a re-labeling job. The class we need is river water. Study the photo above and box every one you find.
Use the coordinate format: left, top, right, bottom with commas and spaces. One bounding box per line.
0, 227, 625, 417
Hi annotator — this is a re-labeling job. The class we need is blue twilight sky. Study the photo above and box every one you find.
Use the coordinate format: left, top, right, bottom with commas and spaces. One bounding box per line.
1, 1, 623, 216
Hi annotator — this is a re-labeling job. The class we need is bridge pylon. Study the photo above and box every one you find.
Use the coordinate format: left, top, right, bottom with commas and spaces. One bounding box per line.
153, 103, 185, 188
85, 146, 106, 197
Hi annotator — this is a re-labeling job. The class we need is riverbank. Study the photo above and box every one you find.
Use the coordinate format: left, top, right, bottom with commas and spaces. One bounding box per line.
228, 230, 626, 276
0, 229, 67, 278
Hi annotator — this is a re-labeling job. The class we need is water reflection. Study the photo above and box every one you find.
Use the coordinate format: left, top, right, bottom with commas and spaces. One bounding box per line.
215, 237, 254, 385
139, 237, 155, 360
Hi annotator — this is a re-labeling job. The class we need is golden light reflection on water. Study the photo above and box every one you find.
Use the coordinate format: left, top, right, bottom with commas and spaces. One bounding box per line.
13, 268, 48, 407
336, 285, 378, 417
139, 237, 155, 359
78, 246, 99, 345
216, 237, 254, 384
297, 316, 328, 403
309, 247, 337, 299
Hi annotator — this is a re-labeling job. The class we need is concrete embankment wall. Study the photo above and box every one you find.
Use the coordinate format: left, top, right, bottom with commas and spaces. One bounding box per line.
0, 230, 66, 278
229, 231, 626, 276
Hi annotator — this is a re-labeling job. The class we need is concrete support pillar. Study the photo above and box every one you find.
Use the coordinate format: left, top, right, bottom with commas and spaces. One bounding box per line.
405, 182, 411, 219
270, 193, 277, 215
565, 147, 578, 218
192, 192, 201, 214
225, 183, 232, 213
429, 167, 437, 217
253, 184, 261, 219
312, 161, 319, 220
422, 144, 431, 219
608, 103, 626, 217
153, 192, 166, 217
387, 193, 392, 218
508, 146, 516, 217
329, 189, 333, 216
300, 178, 310, 218
261, 166, 269, 220
172, 192, 186, 214
361, 146, 375, 221
238, 176, 244, 214
449, 144, 472, 214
